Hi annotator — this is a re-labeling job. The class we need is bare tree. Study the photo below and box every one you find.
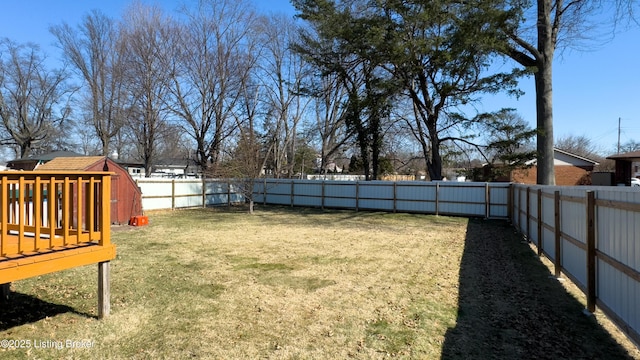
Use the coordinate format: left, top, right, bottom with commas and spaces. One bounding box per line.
620, 140, 640, 153
50, 10, 127, 156
0, 39, 73, 158
257, 14, 312, 178
167, 0, 258, 176
309, 73, 351, 175
223, 78, 272, 213
120, 4, 174, 176
155, 121, 193, 163
555, 134, 602, 159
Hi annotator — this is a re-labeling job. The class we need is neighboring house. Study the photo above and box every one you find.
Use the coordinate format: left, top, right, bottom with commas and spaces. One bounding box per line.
117, 161, 146, 178
152, 158, 200, 178
5, 151, 85, 170
36, 156, 143, 224
511, 148, 599, 185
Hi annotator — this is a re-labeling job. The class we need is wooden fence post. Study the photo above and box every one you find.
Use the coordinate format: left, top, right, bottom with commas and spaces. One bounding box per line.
393, 182, 397, 213
355, 181, 359, 212
526, 187, 531, 241
321, 181, 325, 210
435, 182, 440, 216
171, 180, 176, 210
537, 188, 542, 256
227, 180, 232, 207
202, 177, 206, 208
507, 185, 513, 223
554, 190, 562, 278
485, 183, 490, 219
98, 261, 110, 318
586, 190, 596, 313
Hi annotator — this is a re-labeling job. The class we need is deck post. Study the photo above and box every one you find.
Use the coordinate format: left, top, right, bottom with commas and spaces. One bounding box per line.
98, 261, 111, 318
1, 283, 10, 301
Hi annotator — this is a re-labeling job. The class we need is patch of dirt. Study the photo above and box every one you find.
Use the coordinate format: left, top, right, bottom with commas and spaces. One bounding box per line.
440, 219, 640, 359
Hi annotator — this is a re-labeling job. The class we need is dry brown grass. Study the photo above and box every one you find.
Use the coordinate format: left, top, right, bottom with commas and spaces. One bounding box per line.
0, 206, 638, 359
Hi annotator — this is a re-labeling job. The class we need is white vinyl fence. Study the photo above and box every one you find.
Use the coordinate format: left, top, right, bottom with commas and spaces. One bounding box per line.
136, 179, 244, 211
512, 184, 640, 346
136, 178, 511, 218
253, 179, 511, 218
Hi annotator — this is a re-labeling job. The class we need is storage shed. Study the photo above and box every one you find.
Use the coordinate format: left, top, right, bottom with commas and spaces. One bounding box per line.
37, 156, 143, 224
606, 150, 640, 186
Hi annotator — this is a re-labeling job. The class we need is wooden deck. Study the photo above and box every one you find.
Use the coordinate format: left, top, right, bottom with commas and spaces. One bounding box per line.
0, 171, 116, 318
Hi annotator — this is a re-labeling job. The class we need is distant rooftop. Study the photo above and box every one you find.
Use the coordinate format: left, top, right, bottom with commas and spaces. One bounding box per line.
607, 150, 640, 161
8, 151, 85, 163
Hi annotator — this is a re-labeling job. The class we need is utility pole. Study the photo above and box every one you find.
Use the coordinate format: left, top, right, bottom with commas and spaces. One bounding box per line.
617, 117, 621, 153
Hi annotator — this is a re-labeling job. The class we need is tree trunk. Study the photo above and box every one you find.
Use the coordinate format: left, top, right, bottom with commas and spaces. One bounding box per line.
535, 0, 555, 185
534, 64, 555, 185
426, 117, 443, 181
428, 139, 443, 181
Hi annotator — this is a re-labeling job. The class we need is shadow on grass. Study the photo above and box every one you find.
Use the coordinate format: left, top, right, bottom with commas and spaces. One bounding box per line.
0, 292, 94, 331
441, 219, 635, 359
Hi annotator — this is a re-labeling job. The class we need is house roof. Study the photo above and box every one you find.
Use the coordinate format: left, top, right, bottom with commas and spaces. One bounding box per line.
36, 156, 107, 171
553, 148, 599, 165
606, 150, 640, 161
525, 148, 599, 167
8, 151, 85, 163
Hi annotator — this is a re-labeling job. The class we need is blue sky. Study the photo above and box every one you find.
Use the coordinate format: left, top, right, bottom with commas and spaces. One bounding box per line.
0, 0, 638, 156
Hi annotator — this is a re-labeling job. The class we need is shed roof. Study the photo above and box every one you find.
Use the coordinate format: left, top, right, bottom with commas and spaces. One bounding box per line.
606, 150, 640, 161
36, 156, 107, 171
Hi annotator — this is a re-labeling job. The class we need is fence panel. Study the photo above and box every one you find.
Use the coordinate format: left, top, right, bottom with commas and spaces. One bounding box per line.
173, 181, 203, 208
293, 181, 322, 207
558, 188, 588, 288
517, 187, 528, 234
596, 188, 640, 274
257, 180, 290, 206
323, 182, 357, 209
489, 184, 510, 218
527, 186, 540, 247
137, 180, 173, 210
396, 182, 436, 201
204, 181, 230, 206
438, 183, 486, 217
595, 188, 640, 340
358, 182, 394, 211
512, 184, 640, 346
395, 182, 436, 213
540, 189, 556, 260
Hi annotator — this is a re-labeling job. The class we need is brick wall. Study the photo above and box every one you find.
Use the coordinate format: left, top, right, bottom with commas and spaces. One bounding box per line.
512, 165, 592, 185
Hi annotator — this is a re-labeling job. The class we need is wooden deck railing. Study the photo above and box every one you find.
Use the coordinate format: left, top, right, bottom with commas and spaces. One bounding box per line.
0, 171, 116, 317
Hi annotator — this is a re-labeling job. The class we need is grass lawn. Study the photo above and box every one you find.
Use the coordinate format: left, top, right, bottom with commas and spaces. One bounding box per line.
1, 206, 639, 359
